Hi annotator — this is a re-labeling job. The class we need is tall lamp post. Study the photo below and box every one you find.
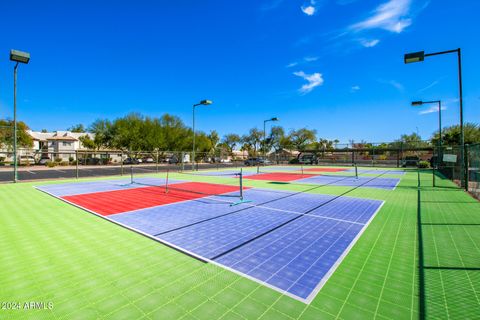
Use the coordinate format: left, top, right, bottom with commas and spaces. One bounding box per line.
411, 100, 443, 148
404, 48, 466, 190
263, 117, 278, 159
10, 49, 30, 183
192, 99, 213, 170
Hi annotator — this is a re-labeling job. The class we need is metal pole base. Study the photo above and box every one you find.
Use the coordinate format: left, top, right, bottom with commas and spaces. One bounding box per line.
230, 199, 253, 207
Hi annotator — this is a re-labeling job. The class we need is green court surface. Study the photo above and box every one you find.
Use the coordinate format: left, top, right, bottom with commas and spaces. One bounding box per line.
1, 167, 479, 319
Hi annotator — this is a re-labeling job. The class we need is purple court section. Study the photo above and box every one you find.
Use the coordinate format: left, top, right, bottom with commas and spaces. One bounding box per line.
194, 170, 257, 177
36, 178, 182, 197
346, 169, 405, 175
215, 216, 364, 299
110, 194, 249, 235
297, 175, 400, 190
109, 188, 383, 301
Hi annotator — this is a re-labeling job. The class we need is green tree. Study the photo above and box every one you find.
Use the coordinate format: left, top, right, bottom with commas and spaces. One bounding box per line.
431, 123, 480, 145
287, 128, 317, 152
88, 119, 113, 150
241, 128, 263, 156
68, 124, 86, 133
221, 134, 241, 154
111, 113, 144, 152
78, 135, 96, 149
0, 119, 33, 150
207, 130, 220, 153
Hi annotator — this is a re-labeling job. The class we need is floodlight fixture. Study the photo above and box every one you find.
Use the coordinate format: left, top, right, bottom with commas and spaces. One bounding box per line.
404, 51, 424, 64
10, 49, 30, 64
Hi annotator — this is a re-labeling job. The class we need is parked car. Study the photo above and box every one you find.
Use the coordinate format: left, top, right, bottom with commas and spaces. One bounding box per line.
37, 156, 51, 165
123, 158, 140, 165
142, 157, 155, 163
299, 154, 318, 165
19, 155, 35, 165
167, 157, 179, 164
402, 156, 420, 167
244, 157, 270, 166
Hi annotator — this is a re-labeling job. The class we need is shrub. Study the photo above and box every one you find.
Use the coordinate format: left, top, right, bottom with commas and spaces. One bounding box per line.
418, 161, 430, 168
378, 154, 388, 160
46, 161, 57, 167
55, 157, 62, 163
59, 161, 69, 166
69, 156, 74, 163
289, 158, 300, 164
0, 157, 5, 162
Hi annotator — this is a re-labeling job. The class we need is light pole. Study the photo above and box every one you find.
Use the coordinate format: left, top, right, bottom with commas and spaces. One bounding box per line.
263, 117, 278, 159
10, 50, 30, 183
404, 48, 466, 190
412, 100, 442, 148
192, 99, 212, 170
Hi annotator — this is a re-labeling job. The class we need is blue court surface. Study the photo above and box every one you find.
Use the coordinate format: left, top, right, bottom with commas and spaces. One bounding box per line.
346, 168, 406, 175
297, 175, 400, 190
107, 188, 383, 302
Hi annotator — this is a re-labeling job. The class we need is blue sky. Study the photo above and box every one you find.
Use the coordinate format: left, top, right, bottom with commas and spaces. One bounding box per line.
0, 0, 479, 143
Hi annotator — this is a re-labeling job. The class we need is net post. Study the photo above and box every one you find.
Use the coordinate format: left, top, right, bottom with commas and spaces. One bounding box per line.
156, 150, 159, 173
301, 164, 304, 175
355, 163, 358, 179
165, 169, 169, 193
130, 165, 133, 184
432, 164, 436, 187
257, 165, 260, 174
239, 168, 243, 200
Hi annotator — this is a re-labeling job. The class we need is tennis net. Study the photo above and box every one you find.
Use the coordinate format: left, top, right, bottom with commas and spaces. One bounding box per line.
128, 165, 250, 203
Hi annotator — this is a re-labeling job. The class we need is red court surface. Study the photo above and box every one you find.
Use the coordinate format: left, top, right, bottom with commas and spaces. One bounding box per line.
62, 182, 241, 216
244, 172, 315, 182
303, 168, 348, 173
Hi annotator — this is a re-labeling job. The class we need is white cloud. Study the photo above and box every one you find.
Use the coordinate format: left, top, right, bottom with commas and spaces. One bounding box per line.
293, 71, 324, 94
389, 80, 404, 91
304, 56, 319, 62
360, 38, 380, 47
378, 79, 404, 92
286, 56, 319, 68
418, 79, 440, 92
260, 0, 284, 11
350, 0, 413, 33
301, 5, 316, 15
351, 85, 360, 92
419, 105, 447, 115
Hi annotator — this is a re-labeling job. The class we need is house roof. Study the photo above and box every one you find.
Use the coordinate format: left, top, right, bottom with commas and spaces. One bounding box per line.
27, 130, 94, 142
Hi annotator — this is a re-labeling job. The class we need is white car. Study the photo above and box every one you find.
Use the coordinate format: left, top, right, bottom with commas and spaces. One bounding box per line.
19, 155, 36, 165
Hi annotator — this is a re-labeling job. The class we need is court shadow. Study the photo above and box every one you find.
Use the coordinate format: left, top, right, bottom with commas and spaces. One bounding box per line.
268, 182, 291, 185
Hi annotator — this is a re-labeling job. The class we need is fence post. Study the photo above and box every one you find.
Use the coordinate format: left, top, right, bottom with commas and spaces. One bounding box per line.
464, 144, 469, 191
75, 150, 79, 179
121, 151, 124, 176
156, 150, 159, 173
